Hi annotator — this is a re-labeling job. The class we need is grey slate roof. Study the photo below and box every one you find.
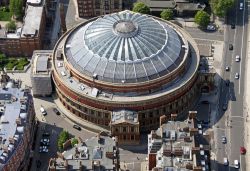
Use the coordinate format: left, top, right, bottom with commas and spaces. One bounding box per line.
65, 11, 184, 83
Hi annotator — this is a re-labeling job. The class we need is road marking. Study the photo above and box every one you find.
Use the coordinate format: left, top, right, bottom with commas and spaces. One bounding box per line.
193, 38, 223, 42
229, 5, 240, 171
230, 116, 245, 118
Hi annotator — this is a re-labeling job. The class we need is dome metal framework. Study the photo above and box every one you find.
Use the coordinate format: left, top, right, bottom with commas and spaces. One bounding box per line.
65, 11, 184, 83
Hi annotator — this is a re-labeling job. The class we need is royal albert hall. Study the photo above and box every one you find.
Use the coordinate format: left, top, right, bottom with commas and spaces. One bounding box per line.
52, 11, 201, 140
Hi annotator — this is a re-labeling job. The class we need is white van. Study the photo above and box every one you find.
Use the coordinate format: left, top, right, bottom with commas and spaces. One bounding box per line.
240, 2, 244, 10
223, 158, 228, 166
40, 107, 47, 116
234, 160, 239, 169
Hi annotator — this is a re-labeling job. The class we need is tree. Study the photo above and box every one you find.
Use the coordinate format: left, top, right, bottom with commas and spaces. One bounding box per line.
194, 11, 210, 28
160, 9, 174, 21
132, 2, 150, 14
71, 138, 78, 147
9, 0, 23, 19
5, 21, 16, 31
57, 130, 69, 151
211, 0, 234, 17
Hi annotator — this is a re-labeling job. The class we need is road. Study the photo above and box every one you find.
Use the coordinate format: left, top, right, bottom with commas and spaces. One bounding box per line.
214, 0, 248, 170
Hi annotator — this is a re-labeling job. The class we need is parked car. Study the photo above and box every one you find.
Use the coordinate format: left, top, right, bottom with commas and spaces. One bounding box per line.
197, 124, 202, 129
231, 23, 235, 29
235, 55, 240, 62
240, 146, 246, 154
221, 136, 227, 144
235, 73, 239, 79
207, 24, 216, 31
223, 157, 228, 166
73, 124, 81, 131
201, 100, 209, 104
41, 138, 50, 143
240, 2, 244, 10
229, 44, 233, 50
39, 147, 49, 153
40, 107, 47, 116
234, 160, 240, 169
40, 141, 49, 146
53, 108, 60, 115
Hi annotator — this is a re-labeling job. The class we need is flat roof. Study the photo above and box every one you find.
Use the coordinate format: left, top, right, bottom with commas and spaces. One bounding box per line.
57, 135, 116, 170
0, 86, 31, 169
21, 4, 43, 37
31, 50, 53, 75
36, 56, 48, 72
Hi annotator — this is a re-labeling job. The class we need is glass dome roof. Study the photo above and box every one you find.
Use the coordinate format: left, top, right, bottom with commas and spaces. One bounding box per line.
65, 11, 184, 83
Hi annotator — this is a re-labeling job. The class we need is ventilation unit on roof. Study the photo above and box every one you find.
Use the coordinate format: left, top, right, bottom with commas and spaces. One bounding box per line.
170, 131, 176, 141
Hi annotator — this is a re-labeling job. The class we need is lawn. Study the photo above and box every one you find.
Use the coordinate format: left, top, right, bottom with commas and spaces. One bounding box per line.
5, 58, 29, 70
15, 58, 29, 70
0, 53, 29, 70
5, 58, 18, 70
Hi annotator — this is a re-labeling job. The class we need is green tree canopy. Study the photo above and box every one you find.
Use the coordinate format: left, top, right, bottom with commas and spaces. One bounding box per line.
132, 2, 150, 14
9, 0, 23, 19
160, 9, 174, 20
71, 138, 79, 147
5, 21, 16, 31
194, 11, 210, 28
211, 0, 235, 17
57, 130, 69, 151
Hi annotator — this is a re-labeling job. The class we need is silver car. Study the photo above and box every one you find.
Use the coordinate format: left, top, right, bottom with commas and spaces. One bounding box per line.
235, 73, 239, 79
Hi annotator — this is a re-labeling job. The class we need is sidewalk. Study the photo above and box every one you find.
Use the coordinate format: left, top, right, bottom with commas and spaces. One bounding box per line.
53, 95, 109, 134
243, 19, 250, 171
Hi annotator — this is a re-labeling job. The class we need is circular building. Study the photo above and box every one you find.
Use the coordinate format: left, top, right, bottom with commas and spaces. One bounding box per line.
52, 11, 200, 144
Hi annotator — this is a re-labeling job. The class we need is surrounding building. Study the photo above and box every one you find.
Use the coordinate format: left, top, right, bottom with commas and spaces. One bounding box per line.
31, 50, 53, 97
51, 10, 212, 144
0, 72, 36, 171
110, 110, 140, 144
0, 0, 46, 56
147, 111, 210, 171
138, 0, 205, 16
48, 133, 120, 170
76, 0, 122, 17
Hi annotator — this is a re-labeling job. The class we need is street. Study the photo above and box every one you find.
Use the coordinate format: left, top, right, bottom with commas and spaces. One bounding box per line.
213, 0, 248, 170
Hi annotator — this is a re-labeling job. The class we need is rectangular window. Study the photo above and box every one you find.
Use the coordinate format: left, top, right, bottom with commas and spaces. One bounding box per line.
114, 0, 119, 9
97, 112, 101, 117
149, 112, 153, 118
123, 127, 126, 132
104, 0, 109, 10
95, 0, 100, 9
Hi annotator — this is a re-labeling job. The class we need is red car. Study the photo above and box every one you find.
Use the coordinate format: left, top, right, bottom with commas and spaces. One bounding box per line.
240, 147, 246, 155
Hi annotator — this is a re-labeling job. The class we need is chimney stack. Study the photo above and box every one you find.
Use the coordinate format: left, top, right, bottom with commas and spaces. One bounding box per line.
160, 115, 167, 126
188, 111, 197, 119
171, 113, 177, 121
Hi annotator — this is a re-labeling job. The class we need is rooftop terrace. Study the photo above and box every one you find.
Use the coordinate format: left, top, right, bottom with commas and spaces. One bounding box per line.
50, 135, 119, 170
